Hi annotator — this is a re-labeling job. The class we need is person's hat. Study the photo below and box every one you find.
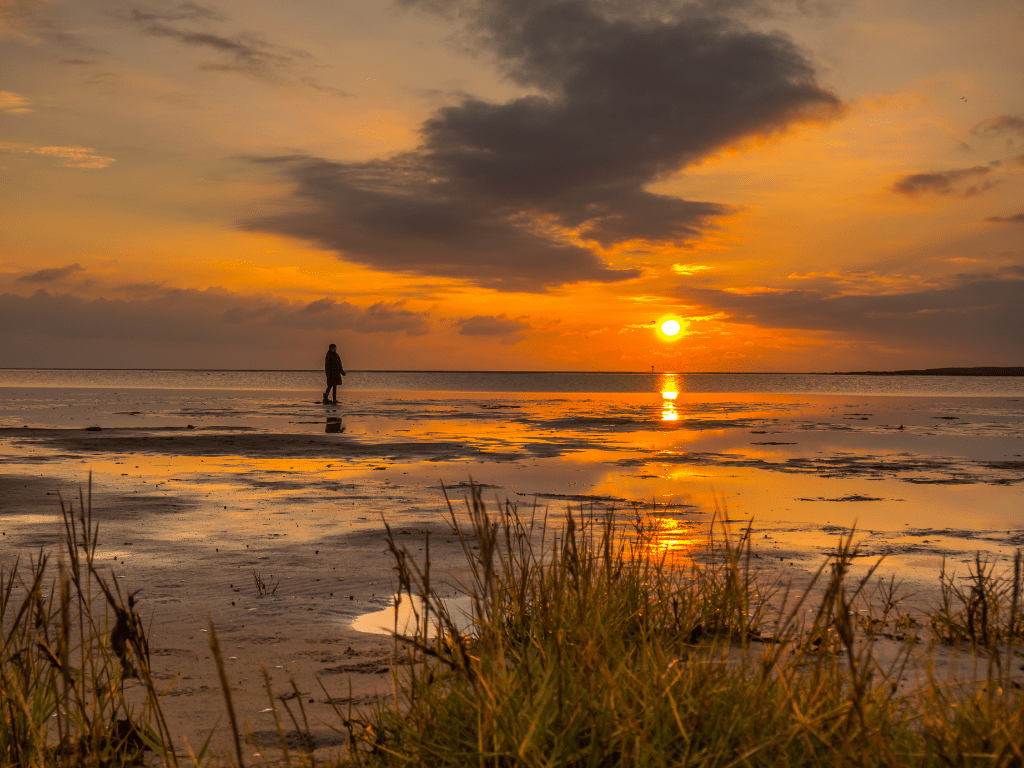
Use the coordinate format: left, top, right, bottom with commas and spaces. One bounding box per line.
328, 343, 337, 349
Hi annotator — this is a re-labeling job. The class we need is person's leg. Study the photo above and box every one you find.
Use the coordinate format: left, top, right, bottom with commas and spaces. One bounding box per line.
330, 384, 338, 403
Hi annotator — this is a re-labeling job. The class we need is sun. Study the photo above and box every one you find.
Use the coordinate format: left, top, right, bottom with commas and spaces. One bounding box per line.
655, 316, 686, 341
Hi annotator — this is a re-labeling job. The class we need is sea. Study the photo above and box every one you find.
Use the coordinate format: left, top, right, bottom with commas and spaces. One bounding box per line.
2, 367, 1022, 591
2, 368, 1023, 396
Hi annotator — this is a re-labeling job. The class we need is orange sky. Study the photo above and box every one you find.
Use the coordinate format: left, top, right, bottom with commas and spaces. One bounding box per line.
1, 0, 1022, 371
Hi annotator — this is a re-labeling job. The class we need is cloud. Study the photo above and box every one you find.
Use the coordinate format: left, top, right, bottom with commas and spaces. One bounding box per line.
985, 213, 1024, 224
244, 0, 842, 292
117, 4, 351, 93
971, 114, 1024, 138
454, 314, 531, 337
16, 263, 85, 283
223, 295, 431, 335
672, 263, 713, 275
0, 91, 32, 113
119, 2, 225, 23
0, 288, 431, 350
891, 166, 992, 197
674, 272, 1024, 359
139, 24, 307, 76
22, 145, 116, 168
0, 0, 102, 52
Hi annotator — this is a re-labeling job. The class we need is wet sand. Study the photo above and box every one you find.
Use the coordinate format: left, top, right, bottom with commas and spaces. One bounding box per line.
1, 386, 1023, 761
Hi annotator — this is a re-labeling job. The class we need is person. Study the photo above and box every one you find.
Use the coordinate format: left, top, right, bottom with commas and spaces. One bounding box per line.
323, 343, 345, 404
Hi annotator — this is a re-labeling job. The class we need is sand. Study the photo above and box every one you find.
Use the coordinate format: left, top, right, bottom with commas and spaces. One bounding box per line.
1, 386, 1023, 762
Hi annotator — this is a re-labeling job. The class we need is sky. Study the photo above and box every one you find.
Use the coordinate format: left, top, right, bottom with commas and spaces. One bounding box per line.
1, 0, 1022, 372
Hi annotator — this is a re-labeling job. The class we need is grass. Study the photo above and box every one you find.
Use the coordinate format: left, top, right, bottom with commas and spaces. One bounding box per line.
0, 478, 185, 767
4, 481, 1024, 767
338, 485, 1024, 767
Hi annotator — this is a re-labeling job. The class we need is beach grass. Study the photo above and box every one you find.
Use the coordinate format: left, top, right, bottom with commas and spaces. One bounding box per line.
336, 486, 1024, 767
0, 480, 184, 767
4, 483, 1024, 767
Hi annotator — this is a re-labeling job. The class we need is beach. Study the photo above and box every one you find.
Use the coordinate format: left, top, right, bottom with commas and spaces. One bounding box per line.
1, 372, 1023, 761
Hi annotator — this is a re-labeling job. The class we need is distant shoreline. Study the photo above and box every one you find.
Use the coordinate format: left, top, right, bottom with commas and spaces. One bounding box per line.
1, 367, 1022, 376
837, 367, 1024, 377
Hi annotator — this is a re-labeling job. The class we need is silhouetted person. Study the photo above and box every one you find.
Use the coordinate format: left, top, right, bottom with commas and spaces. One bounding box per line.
323, 343, 345, 404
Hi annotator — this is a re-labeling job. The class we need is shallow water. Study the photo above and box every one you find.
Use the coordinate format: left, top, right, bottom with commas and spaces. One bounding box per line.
1, 376, 1022, 609
3, 368, 1024, 396
350, 593, 475, 637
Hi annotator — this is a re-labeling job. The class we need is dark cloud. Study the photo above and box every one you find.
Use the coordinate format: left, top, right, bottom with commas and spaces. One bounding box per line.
985, 213, 1024, 224
455, 314, 531, 336
258, 297, 431, 336
971, 114, 1024, 138
16, 263, 85, 283
244, 0, 842, 292
675, 273, 1024, 358
0, 288, 430, 348
891, 166, 992, 197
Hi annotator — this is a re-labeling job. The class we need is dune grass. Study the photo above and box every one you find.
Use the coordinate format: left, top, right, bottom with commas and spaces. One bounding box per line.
4, 482, 1024, 767
0, 479, 185, 767
338, 486, 1024, 767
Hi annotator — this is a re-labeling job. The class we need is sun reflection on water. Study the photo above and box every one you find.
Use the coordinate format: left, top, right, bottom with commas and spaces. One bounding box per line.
661, 375, 679, 422
637, 515, 704, 565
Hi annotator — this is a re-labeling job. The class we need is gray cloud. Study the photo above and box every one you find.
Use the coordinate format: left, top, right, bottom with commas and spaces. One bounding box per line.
16, 263, 85, 283
0, 288, 430, 348
455, 314, 531, 336
118, 4, 351, 92
971, 114, 1024, 138
1, 0, 103, 53
136, 23, 309, 77
244, 0, 842, 292
891, 166, 993, 197
985, 213, 1024, 224
675, 273, 1024, 359
120, 3, 225, 23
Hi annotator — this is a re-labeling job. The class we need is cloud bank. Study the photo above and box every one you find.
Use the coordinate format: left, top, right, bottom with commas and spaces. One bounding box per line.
0, 288, 430, 349
244, 0, 842, 292
675, 271, 1024, 360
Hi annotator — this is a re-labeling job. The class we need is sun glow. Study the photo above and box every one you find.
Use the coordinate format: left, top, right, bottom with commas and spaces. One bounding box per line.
655, 316, 687, 342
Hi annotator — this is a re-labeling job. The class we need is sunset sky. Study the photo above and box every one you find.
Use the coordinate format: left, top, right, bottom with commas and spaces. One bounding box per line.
2, 0, 1022, 371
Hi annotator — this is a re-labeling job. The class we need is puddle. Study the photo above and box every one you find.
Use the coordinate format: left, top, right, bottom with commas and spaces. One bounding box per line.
350, 592, 475, 638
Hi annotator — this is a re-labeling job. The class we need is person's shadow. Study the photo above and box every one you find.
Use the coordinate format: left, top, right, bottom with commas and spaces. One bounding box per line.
326, 417, 345, 434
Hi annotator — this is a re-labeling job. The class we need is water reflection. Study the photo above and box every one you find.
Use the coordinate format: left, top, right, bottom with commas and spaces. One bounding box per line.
325, 417, 344, 433
661, 375, 679, 422
350, 592, 474, 638
644, 516, 702, 561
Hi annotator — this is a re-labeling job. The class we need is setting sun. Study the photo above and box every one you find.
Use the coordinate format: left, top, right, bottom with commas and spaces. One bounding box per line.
661, 320, 681, 336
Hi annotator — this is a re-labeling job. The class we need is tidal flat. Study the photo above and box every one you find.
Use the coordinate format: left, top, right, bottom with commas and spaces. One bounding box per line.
1, 382, 1023, 761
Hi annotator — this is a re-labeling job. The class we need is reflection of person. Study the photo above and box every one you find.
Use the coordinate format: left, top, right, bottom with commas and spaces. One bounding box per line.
323, 343, 346, 404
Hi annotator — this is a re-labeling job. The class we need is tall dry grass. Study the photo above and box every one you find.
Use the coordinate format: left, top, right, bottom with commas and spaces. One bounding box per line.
0, 479, 185, 767
5, 481, 1024, 767
338, 485, 1024, 767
